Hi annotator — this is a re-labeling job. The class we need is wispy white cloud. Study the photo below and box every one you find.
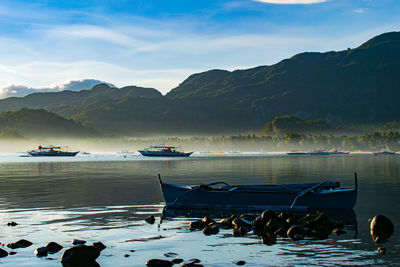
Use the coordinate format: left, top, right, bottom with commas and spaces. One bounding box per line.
253, 0, 329, 4
0, 61, 200, 95
354, 8, 367, 13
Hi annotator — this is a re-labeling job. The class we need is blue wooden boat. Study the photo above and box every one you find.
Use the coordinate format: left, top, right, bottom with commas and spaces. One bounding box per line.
28, 145, 79, 157
158, 174, 357, 210
139, 144, 193, 157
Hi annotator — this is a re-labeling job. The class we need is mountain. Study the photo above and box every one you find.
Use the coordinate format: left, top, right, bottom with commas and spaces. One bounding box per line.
0, 79, 115, 99
0, 108, 98, 138
167, 31, 400, 127
0, 32, 399, 135
0, 83, 162, 115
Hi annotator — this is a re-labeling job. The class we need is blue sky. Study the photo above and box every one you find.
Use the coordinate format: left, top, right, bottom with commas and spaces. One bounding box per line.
0, 0, 399, 96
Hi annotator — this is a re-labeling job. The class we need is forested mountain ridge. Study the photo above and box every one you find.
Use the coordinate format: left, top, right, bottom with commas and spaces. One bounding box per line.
0, 32, 399, 135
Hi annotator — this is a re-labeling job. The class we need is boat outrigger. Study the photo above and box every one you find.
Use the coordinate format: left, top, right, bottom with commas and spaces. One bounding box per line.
138, 144, 193, 157
158, 173, 358, 210
28, 145, 79, 157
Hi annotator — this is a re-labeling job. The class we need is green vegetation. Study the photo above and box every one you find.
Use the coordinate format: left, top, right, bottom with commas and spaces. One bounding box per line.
0, 32, 399, 136
0, 108, 98, 138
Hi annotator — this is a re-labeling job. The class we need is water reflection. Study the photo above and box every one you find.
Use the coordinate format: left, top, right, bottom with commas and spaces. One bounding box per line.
0, 155, 399, 266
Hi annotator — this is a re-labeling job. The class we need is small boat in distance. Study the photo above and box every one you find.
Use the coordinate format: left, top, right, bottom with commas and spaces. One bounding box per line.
287, 150, 309, 155
328, 149, 350, 155
309, 149, 330, 155
138, 144, 193, 157
373, 149, 396, 155
158, 173, 358, 210
28, 145, 79, 157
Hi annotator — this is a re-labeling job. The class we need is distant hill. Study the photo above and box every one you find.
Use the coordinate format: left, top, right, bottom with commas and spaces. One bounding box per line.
167, 32, 400, 126
0, 79, 115, 99
263, 115, 333, 134
0, 32, 399, 135
0, 108, 98, 138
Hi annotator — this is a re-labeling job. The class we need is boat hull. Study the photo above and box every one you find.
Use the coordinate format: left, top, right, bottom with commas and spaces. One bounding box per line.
160, 182, 357, 210
28, 151, 79, 157
373, 152, 396, 155
139, 151, 193, 157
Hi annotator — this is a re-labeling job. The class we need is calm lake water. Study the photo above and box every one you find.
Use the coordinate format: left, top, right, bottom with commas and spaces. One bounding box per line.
0, 153, 399, 266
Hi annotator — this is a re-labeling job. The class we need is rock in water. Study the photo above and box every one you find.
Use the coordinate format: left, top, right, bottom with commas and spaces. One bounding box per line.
261, 232, 276, 245
235, 260, 246, 265
72, 239, 87, 245
370, 215, 394, 243
203, 224, 220, 235
145, 258, 173, 267
378, 247, 386, 255
332, 228, 346, 236
46, 242, 63, 254
61, 245, 100, 264
7, 239, 33, 249
261, 210, 278, 223
251, 217, 266, 236
287, 225, 306, 241
232, 217, 252, 231
189, 220, 207, 230
92, 242, 106, 252
171, 258, 184, 264
34, 247, 48, 257
0, 248, 8, 258
145, 215, 156, 224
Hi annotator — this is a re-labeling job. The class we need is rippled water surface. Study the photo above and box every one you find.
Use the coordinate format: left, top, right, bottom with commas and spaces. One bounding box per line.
0, 153, 399, 266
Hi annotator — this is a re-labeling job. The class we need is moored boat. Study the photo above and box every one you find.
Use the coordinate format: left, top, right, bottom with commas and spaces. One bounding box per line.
138, 144, 193, 157
28, 145, 79, 157
158, 174, 358, 210
373, 150, 396, 155
287, 150, 309, 155
328, 149, 350, 155
309, 149, 330, 155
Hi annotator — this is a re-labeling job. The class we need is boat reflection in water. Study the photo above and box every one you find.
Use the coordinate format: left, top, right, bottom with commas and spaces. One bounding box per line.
161, 205, 357, 229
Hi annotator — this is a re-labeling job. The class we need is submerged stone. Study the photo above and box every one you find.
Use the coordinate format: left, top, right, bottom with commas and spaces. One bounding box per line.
164, 252, 178, 257
332, 228, 347, 236
35, 247, 48, 257
172, 258, 184, 264
92, 242, 106, 252
7, 239, 33, 249
378, 247, 386, 255
189, 220, 207, 230
261, 232, 276, 245
203, 224, 220, 235
72, 239, 86, 245
46, 242, 63, 254
61, 245, 100, 264
287, 225, 306, 241
370, 215, 394, 243
145, 215, 156, 224
0, 248, 8, 258
145, 258, 173, 267
261, 210, 278, 223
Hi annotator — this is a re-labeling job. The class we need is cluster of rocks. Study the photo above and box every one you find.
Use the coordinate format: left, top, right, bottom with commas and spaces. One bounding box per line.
146, 256, 206, 267
0, 235, 106, 266
188, 210, 347, 245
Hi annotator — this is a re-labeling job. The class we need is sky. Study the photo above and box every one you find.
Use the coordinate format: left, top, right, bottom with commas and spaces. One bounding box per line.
0, 0, 399, 96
